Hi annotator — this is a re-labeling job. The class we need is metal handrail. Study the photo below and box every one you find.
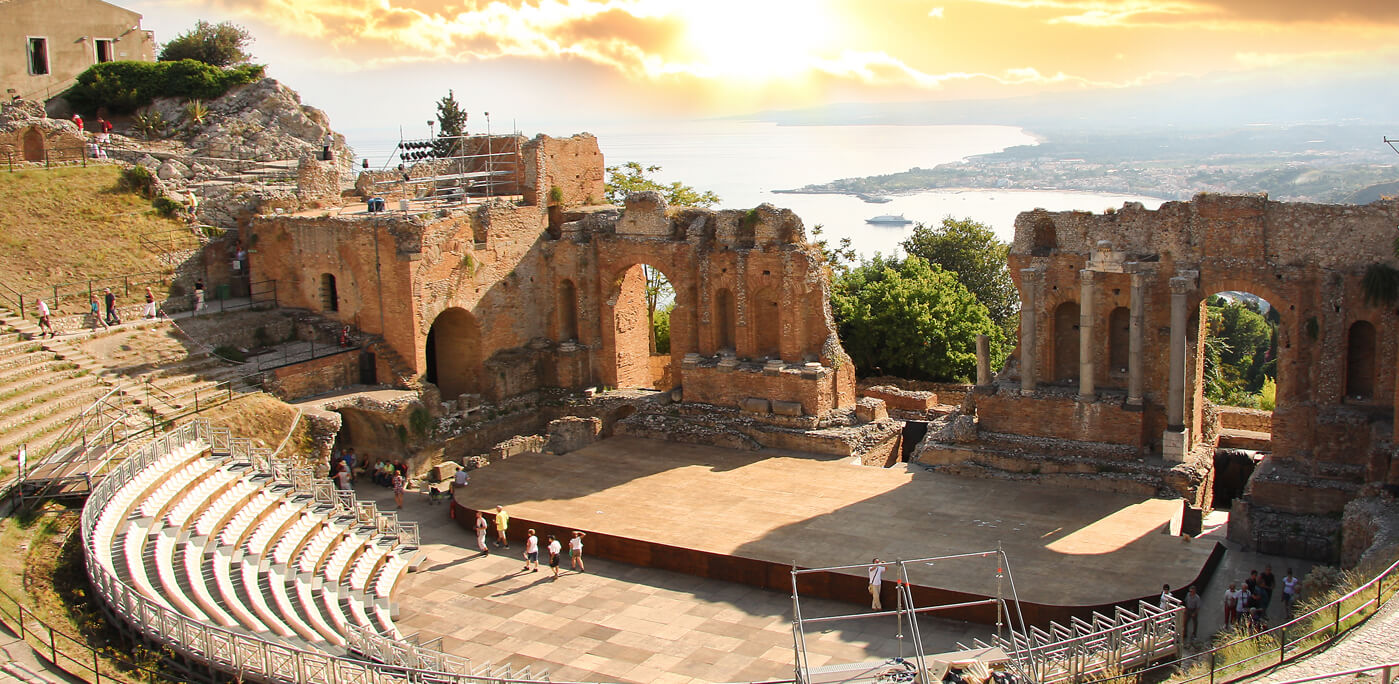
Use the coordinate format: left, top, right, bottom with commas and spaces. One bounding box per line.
1270, 661, 1399, 684
80, 419, 560, 683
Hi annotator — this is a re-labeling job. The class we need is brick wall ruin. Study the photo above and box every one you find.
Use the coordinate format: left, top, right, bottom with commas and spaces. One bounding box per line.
939, 194, 1399, 560
251, 133, 855, 426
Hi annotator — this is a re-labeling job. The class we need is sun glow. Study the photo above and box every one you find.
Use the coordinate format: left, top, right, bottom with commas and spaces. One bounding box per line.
672, 0, 837, 80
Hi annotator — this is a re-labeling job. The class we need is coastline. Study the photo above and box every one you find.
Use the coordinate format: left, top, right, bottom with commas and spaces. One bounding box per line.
772, 185, 1175, 202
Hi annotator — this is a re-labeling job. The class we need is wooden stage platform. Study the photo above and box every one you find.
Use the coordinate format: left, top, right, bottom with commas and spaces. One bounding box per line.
451, 437, 1221, 624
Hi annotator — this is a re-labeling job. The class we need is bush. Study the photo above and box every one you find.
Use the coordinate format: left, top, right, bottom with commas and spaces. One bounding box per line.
117, 165, 158, 198
130, 107, 169, 139
151, 196, 183, 218
65, 60, 265, 114
159, 21, 254, 68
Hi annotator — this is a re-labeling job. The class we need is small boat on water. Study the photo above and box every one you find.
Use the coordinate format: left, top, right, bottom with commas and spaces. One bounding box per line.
858, 194, 893, 204
866, 214, 913, 225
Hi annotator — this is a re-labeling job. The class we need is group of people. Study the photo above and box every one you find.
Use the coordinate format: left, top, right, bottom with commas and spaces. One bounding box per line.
1223, 565, 1298, 632
72, 113, 114, 160
474, 505, 587, 579
329, 448, 411, 508
83, 286, 162, 332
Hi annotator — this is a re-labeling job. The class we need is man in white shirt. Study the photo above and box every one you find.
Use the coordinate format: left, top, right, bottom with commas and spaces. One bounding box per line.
868, 558, 885, 610
522, 529, 539, 572
36, 299, 54, 338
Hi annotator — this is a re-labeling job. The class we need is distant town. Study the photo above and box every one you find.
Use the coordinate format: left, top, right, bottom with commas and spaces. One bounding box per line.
778, 125, 1399, 204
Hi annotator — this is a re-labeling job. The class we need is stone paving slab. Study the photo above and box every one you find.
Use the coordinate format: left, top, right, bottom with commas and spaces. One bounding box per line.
452, 436, 1218, 606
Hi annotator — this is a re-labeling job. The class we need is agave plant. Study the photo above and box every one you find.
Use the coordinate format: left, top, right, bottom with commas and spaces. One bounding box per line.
184, 99, 209, 126
131, 107, 169, 140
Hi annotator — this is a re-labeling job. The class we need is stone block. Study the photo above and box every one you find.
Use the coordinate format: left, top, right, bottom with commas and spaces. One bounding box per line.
772, 400, 803, 417
855, 397, 888, 423
546, 416, 602, 454
616, 191, 670, 236
740, 397, 771, 415
430, 460, 459, 483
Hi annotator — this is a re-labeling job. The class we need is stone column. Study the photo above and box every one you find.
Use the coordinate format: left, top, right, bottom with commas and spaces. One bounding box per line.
1163, 275, 1192, 462
976, 334, 990, 387
1166, 276, 1190, 429
1127, 271, 1145, 406
1078, 269, 1096, 400
1019, 268, 1039, 395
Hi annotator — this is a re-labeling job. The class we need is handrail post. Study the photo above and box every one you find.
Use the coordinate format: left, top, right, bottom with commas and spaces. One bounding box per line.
1334, 601, 1341, 639
1208, 650, 1214, 684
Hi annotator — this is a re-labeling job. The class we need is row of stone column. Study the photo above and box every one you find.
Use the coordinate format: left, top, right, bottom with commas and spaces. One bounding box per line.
1010, 267, 1154, 408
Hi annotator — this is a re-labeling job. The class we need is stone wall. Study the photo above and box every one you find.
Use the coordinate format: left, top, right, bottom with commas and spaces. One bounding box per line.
860, 385, 938, 412
521, 134, 605, 207
264, 350, 361, 400
975, 387, 1147, 448
251, 138, 856, 424
1217, 406, 1272, 434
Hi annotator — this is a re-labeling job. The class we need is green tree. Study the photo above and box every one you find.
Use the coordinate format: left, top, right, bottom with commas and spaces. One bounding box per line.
604, 162, 721, 208
436, 90, 467, 138
1204, 297, 1278, 406
158, 21, 253, 67
643, 265, 672, 354
810, 224, 856, 278
901, 217, 1019, 337
831, 255, 1005, 382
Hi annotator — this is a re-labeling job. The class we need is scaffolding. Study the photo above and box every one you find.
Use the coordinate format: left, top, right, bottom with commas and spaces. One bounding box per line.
376, 129, 523, 205
790, 547, 1031, 684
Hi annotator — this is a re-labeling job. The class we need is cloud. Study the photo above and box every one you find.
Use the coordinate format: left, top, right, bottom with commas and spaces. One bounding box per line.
961, 0, 1399, 26
928, 6, 944, 18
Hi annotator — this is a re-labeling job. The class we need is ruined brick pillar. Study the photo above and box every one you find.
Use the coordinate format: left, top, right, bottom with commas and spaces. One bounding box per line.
1127, 270, 1145, 407
1078, 269, 1096, 400
976, 334, 990, 386
1020, 267, 1040, 395
1164, 274, 1193, 461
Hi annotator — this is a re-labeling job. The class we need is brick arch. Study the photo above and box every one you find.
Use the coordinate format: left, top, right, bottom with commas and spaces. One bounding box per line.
425, 307, 483, 401
600, 261, 691, 389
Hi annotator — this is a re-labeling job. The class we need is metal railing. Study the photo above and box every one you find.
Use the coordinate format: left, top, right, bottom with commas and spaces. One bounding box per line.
989, 597, 1182, 684
4, 143, 102, 171
78, 419, 574, 683
1270, 661, 1399, 684
1079, 555, 1399, 684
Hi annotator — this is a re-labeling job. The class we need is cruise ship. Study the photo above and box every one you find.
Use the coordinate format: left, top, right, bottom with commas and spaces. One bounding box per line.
865, 214, 913, 225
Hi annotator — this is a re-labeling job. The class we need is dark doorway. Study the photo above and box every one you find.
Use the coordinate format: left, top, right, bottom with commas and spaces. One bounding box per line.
320, 273, 339, 312
359, 351, 377, 385
901, 421, 929, 462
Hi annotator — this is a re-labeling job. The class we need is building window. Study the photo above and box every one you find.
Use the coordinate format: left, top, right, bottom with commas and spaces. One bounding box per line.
28, 37, 50, 75
95, 39, 114, 63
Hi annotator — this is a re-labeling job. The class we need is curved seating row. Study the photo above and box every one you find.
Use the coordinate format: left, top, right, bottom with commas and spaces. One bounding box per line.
89, 428, 420, 658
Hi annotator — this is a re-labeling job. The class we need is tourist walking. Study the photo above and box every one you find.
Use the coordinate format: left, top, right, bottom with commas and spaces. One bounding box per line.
392, 470, 406, 508
522, 529, 539, 572
342, 448, 357, 481
547, 535, 562, 577
194, 279, 205, 312
1184, 585, 1200, 639
494, 505, 510, 548
1259, 565, 1276, 610
569, 531, 586, 572
103, 288, 119, 325
36, 299, 54, 338
1282, 568, 1299, 615
89, 293, 108, 331
142, 286, 158, 319
334, 463, 351, 492
1160, 584, 1172, 609
474, 511, 489, 554
868, 558, 885, 610
1223, 583, 1240, 626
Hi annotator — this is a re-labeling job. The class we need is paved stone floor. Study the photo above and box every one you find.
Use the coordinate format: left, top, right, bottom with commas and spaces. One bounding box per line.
451, 437, 1218, 605
358, 484, 990, 684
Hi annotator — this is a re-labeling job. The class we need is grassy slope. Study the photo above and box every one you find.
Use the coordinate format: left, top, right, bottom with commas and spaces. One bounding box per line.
0, 165, 197, 314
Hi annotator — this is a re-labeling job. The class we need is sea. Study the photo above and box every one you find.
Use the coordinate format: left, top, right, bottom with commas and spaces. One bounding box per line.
342, 120, 1165, 260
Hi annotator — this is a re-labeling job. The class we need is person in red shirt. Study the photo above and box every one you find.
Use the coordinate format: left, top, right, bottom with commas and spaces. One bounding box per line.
71, 113, 84, 134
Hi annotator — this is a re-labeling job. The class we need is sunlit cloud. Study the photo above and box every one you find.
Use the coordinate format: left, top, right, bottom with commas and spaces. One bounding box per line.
928, 7, 945, 18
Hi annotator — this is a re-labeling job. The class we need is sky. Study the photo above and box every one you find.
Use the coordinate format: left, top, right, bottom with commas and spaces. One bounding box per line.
123, 0, 1399, 132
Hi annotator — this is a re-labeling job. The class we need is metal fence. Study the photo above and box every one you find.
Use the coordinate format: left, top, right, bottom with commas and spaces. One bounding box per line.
989, 597, 1182, 684
1080, 556, 1399, 684
79, 419, 576, 684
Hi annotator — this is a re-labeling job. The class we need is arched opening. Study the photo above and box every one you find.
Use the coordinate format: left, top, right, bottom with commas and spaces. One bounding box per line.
22, 128, 44, 163
714, 288, 736, 352
1032, 217, 1057, 256
1052, 301, 1079, 384
609, 264, 673, 389
558, 279, 578, 341
425, 307, 482, 401
1202, 292, 1278, 410
320, 273, 339, 312
752, 287, 781, 359
1346, 320, 1377, 400
1108, 306, 1130, 380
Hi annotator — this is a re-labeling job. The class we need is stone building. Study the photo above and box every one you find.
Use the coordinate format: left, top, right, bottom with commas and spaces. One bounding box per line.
924, 194, 1399, 560
0, 0, 155, 103
251, 133, 856, 425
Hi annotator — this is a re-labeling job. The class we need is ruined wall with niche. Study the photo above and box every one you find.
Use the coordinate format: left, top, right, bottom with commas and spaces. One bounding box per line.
252, 134, 855, 423
967, 194, 1399, 557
